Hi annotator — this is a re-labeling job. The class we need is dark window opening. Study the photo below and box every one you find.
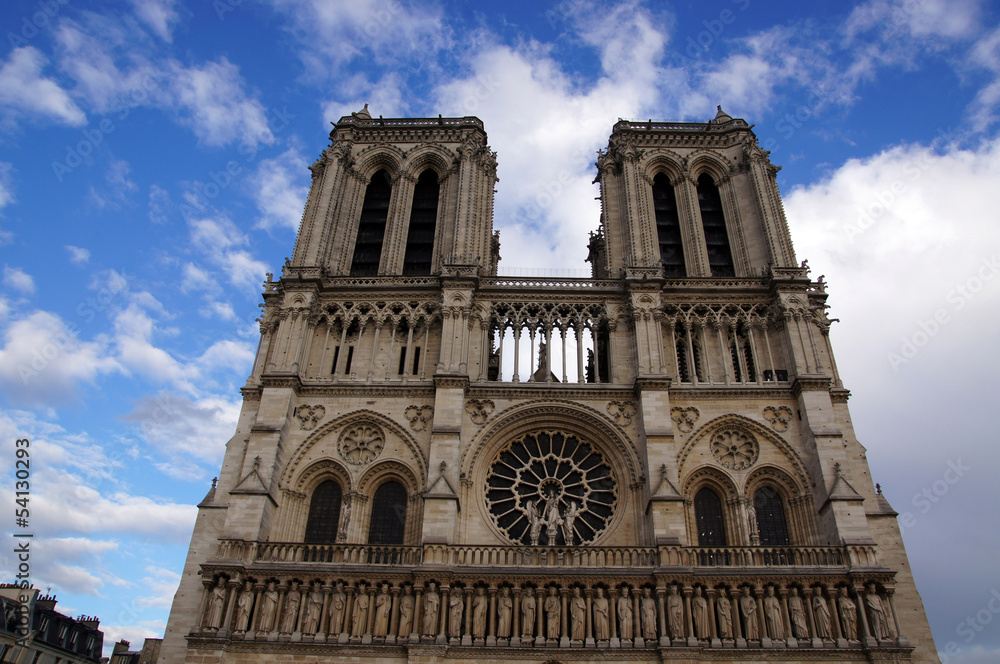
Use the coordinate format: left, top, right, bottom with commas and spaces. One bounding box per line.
652, 173, 686, 277
368, 481, 407, 545
350, 169, 392, 276
344, 346, 354, 374
412, 347, 421, 375
331, 346, 340, 374
402, 169, 439, 275
754, 486, 790, 546
675, 324, 690, 383
694, 487, 727, 546
398, 346, 407, 374
696, 174, 735, 277
585, 325, 610, 383
762, 369, 789, 382
729, 337, 743, 383
304, 480, 342, 544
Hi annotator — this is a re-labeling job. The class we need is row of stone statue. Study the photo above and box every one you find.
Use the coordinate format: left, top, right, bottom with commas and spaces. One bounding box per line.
199, 577, 900, 647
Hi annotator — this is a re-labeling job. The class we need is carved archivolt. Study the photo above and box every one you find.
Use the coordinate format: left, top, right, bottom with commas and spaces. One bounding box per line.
709, 429, 759, 470
357, 460, 422, 496
465, 399, 495, 425
670, 407, 700, 433
404, 405, 433, 431
288, 458, 351, 495
606, 401, 635, 427
294, 405, 326, 430
763, 406, 793, 432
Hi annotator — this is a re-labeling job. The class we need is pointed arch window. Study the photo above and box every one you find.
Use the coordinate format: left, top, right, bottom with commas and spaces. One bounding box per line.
402, 169, 440, 275
694, 487, 727, 546
652, 173, 686, 277
304, 480, 342, 544
696, 174, 735, 277
368, 481, 408, 545
350, 169, 392, 276
754, 486, 790, 545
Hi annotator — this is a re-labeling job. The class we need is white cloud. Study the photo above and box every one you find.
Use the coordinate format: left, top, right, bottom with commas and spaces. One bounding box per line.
0, 162, 14, 213
3, 266, 35, 294
148, 184, 170, 224
846, 0, 981, 41
89, 159, 138, 211
188, 215, 268, 290
131, 0, 181, 43
66, 245, 91, 265
0, 47, 85, 127
180, 263, 218, 294
250, 148, 310, 231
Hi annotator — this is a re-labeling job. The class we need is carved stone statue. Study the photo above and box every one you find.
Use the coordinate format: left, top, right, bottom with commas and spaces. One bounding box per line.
329, 582, 346, 635
763, 586, 783, 639
788, 587, 809, 638
205, 578, 226, 629
838, 587, 857, 640
692, 587, 709, 639
304, 581, 323, 634
544, 587, 560, 639
812, 587, 831, 638
716, 589, 733, 638
592, 588, 610, 640
422, 583, 440, 636
258, 581, 278, 633
667, 585, 684, 639
521, 589, 536, 638
640, 588, 657, 640
866, 584, 891, 639
570, 587, 586, 641
543, 490, 562, 543
561, 501, 578, 545
280, 582, 301, 634
617, 587, 632, 640
472, 587, 487, 638
351, 584, 369, 636
740, 587, 760, 640
497, 587, 513, 638
373, 584, 391, 637
448, 588, 464, 638
235, 581, 254, 632
398, 586, 414, 638
527, 500, 543, 546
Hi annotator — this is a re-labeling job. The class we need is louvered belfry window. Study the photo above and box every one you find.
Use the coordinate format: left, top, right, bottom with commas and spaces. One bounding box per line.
652, 173, 686, 276
402, 169, 439, 275
350, 169, 392, 276
368, 481, 408, 545
694, 487, 727, 546
304, 480, 342, 544
754, 486, 790, 545
696, 173, 735, 277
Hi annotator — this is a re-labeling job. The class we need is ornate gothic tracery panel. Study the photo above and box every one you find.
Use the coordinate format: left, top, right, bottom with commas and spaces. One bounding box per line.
485, 430, 618, 546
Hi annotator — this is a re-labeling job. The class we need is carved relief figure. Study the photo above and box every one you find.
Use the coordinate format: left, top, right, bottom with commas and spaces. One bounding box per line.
351, 584, 369, 636
527, 500, 543, 546
258, 581, 279, 633
373, 584, 391, 637
561, 501, 578, 546
280, 581, 301, 634
812, 587, 831, 638
422, 583, 440, 636
692, 587, 709, 639
763, 586, 783, 639
617, 587, 632, 639
205, 578, 226, 629
521, 589, 536, 638
838, 587, 858, 639
398, 586, 414, 638
788, 587, 809, 638
592, 588, 610, 640
667, 585, 684, 639
716, 589, 733, 638
329, 582, 346, 635
545, 587, 560, 639
640, 588, 657, 640
865, 584, 891, 639
448, 588, 464, 637
544, 490, 562, 543
304, 581, 324, 634
472, 587, 487, 639
234, 581, 254, 632
570, 587, 586, 641
497, 587, 513, 638
740, 587, 760, 640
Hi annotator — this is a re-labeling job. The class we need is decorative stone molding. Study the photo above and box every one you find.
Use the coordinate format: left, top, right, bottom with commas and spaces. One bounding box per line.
465, 399, 495, 425
338, 423, 386, 465
762, 406, 793, 432
670, 407, 700, 433
404, 405, 433, 431
709, 429, 759, 470
606, 400, 636, 427
294, 404, 326, 430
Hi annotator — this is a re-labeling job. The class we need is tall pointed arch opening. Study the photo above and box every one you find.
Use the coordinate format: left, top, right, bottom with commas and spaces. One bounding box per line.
696, 173, 735, 277
402, 169, 440, 275
350, 169, 392, 276
652, 173, 686, 277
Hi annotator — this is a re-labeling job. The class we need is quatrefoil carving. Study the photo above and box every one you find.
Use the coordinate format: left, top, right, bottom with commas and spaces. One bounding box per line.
294, 405, 325, 430
404, 405, 433, 431
670, 407, 700, 433
763, 405, 793, 432
465, 399, 495, 425
607, 400, 636, 426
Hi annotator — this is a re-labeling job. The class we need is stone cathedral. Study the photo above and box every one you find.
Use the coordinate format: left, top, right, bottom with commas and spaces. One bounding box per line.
159, 106, 939, 664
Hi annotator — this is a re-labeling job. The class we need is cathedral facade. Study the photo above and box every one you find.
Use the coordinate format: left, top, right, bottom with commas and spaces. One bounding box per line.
159, 106, 939, 664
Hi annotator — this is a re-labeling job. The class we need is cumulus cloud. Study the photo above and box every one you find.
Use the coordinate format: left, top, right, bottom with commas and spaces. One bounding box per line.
0, 162, 14, 213
250, 148, 310, 231
66, 245, 91, 265
188, 215, 268, 290
0, 47, 86, 128
3, 266, 35, 294
131, 0, 181, 43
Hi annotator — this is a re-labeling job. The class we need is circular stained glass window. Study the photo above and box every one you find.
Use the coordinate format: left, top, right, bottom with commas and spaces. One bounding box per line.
485, 430, 617, 545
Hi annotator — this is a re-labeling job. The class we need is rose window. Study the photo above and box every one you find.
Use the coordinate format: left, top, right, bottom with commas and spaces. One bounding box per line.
338, 424, 385, 465
710, 428, 759, 470
485, 430, 617, 545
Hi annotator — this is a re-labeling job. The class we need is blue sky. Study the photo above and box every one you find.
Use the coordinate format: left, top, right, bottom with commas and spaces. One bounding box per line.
1, 0, 998, 661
